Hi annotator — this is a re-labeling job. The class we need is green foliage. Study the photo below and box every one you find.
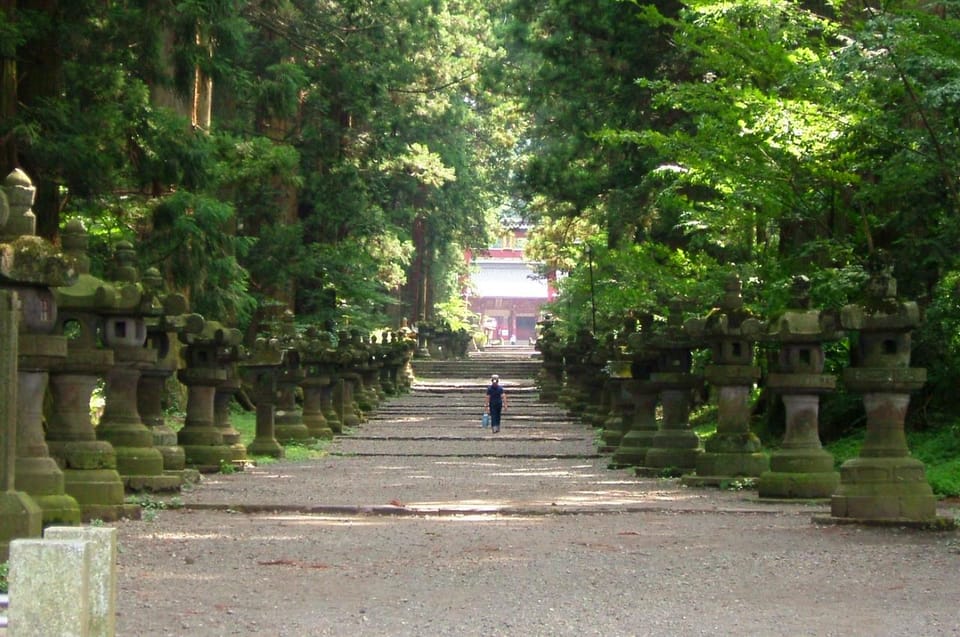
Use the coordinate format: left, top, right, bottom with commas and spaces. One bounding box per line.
140, 190, 257, 326
915, 270, 960, 410
826, 425, 960, 497
908, 426, 960, 497
125, 492, 180, 522
230, 411, 329, 462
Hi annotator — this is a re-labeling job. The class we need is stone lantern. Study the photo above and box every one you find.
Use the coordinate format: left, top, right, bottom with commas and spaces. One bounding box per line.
534, 315, 564, 402
300, 327, 338, 440
0, 289, 42, 557
240, 334, 287, 459
759, 276, 841, 499
379, 331, 405, 396
136, 267, 206, 473
599, 319, 636, 455
611, 313, 661, 471
177, 320, 244, 472
828, 258, 942, 524
271, 311, 313, 445
583, 334, 615, 428
350, 329, 380, 413
684, 275, 768, 486
558, 331, 594, 415
96, 240, 180, 491
333, 331, 364, 429
48, 219, 139, 520
0, 168, 82, 524
643, 299, 703, 475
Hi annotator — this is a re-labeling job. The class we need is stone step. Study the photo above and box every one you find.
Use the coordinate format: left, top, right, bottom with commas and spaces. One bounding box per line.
411, 359, 542, 379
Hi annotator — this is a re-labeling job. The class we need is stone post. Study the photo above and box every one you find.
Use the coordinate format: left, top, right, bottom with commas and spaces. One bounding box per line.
826, 259, 942, 524
44, 525, 117, 637
758, 276, 840, 499
8, 538, 92, 636
684, 276, 768, 487
0, 289, 42, 559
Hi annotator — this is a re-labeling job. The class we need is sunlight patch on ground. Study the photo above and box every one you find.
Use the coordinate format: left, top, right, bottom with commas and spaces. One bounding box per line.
262, 515, 390, 526
434, 460, 503, 468
494, 470, 580, 477
134, 531, 226, 541
387, 416, 429, 423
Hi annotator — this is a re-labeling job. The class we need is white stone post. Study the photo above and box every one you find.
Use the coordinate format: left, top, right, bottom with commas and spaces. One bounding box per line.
8, 539, 91, 637
44, 526, 117, 637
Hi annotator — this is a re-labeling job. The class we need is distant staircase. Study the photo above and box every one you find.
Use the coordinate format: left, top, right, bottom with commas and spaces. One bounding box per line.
411, 346, 541, 381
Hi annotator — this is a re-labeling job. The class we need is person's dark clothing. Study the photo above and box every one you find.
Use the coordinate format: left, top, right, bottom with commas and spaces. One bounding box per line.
486, 383, 505, 428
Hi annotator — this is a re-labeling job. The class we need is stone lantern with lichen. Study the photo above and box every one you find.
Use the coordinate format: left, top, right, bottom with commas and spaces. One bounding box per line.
96, 240, 181, 492
643, 298, 703, 475
0, 168, 82, 524
334, 330, 364, 429
272, 311, 314, 445
534, 314, 563, 402
827, 257, 943, 524
683, 275, 768, 486
611, 312, 661, 470
240, 332, 287, 459
758, 275, 841, 499
49, 219, 139, 520
177, 319, 245, 472
137, 266, 206, 474
301, 326, 338, 440
598, 317, 636, 455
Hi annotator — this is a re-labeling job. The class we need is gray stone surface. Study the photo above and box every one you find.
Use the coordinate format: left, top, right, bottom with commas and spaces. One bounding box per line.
44, 526, 117, 637
8, 538, 90, 636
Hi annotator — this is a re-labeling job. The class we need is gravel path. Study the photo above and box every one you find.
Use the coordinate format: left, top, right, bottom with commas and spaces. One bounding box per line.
114, 378, 960, 636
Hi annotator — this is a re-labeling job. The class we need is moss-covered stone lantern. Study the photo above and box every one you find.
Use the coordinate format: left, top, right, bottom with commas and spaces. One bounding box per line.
0, 169, 81, 524
684, 275, 768, 486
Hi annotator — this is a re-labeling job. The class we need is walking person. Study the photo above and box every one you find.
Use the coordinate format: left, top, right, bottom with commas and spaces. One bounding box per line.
485, 374, 507, 433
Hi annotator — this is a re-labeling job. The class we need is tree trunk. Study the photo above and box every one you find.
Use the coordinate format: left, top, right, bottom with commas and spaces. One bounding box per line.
17, 0, 62, 240
0, 0, 16, 176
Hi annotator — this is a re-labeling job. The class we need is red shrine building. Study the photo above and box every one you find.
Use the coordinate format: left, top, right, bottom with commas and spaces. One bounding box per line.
466, 225, 554, 344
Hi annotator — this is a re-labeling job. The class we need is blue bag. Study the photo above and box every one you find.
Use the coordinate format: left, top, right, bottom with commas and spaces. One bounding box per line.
481, 412, 490, 428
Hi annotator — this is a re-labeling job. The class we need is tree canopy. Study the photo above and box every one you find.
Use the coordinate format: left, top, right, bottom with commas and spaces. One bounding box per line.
5, 0, 960, 414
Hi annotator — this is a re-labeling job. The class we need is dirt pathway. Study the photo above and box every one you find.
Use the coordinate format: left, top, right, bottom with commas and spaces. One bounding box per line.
114, 378, 960, 636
